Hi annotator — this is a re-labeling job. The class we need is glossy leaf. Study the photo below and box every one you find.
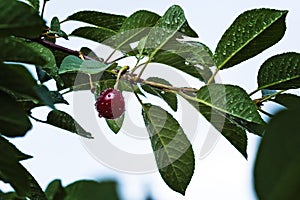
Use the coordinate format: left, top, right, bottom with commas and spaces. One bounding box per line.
0, 37, 46, 66
70, 26, 117, 44
142, 77, 177, 111
144, 5, 189, 59
46, 110, 93, 139
106, 114, 125, 134
254, 108, 300, 200
142, 104, 195, 195
0, 91, 32, 137
197, 84, 264, 124
152, 51, 212, 82
45, 179, 66, 200
272, 93, 300, 109
214, 8, 288, 69
64, 180, 119, 200
67, 11, 126, 31
50, 17, 60, 32
0, 0, 44, 37
59, 55, 109, 74
186, 96, 248, 158
257, 52, 300, 90
120, 10, 159, 31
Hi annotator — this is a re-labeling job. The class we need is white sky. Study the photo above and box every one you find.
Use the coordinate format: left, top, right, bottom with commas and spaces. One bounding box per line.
2, 0, 300, 200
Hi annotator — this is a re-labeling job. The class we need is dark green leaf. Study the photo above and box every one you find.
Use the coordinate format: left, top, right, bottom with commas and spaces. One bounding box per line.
70, 26, 117, 44
106, 114, 124, 134
144, 5, 189, 59
67, 11, 127, 31
57, 30, 68, 40
46, 110, 93, 139
0, 0, 44, 37
25, 0, 39, 11
0, 37, 46, 66
64, 180, 119, 200
0, 136, 42, 198
0, 91, 32, 137
0, 191, 26, 199
257, 52, 300, 90
80, 47, 103, 62
152, 51, 212, 82
142, 104, 194, 195
254, 108, 300, 200
142, 77, 177, 111
45, 179, 66, 200
272, 93, 300, 109
197, 84, 263, 124
214, 8, 288, 69
59, 55, 109, 74
51, 17, 60, 32
186, 96, 248, 158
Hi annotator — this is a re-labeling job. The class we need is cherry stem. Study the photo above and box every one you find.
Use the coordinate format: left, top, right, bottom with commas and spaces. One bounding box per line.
114, 66, 130, 89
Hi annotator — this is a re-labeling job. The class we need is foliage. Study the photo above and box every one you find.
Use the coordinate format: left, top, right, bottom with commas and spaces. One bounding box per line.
0, 0, 299, 199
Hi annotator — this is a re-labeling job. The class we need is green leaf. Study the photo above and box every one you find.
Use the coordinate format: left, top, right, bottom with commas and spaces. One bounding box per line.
46, 110, 93, 139
25, 0, 39, 11
45, 179, 66, 200
70, 26, 117, 44
80, 47, 103, 62
27, 41, 62, 85
0, 191, 26, 200
64, 180, 119, 200
67, 11, 127, 31
185, 95, 248, 158
106, 114, 125, 134
0, 136, 44, 198
272, 93, 300, 109
142, 77, 177, 111
50, 17, 60, 32
0, 37, 47, 66
59, 55, 109, 74
257, 52, 300, 90
142, 104, 194, 195
144, 5, 189, 59
197, 84, 263, 124
0, 0, 44, 37
152, 51, 212, 82
214, 8, 288, 69
0, 91, 32, 137
254, 108, 300, 200
165, 40, 215, 67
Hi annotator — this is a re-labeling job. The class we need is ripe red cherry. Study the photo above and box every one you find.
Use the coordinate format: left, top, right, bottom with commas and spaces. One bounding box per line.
95, 88, 125, 119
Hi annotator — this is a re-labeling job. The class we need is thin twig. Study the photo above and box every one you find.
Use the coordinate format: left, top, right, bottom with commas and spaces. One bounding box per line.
29, 114, 47, 123
258, 108, 273, 118
206, 68, 219, 85
41, 0, 48, 18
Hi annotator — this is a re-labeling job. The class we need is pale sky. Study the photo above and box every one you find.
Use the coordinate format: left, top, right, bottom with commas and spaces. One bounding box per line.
1, 0, 300, 200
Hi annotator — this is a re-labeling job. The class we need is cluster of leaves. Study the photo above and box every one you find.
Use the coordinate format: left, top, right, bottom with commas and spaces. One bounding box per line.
0, 0, 299, 199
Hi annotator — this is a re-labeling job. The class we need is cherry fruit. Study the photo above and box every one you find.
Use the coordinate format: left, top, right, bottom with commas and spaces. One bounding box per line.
95, 88, 125, 119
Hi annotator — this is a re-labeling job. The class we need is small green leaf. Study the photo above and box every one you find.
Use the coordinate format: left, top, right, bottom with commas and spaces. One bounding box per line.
272, 93, 300, 109
0, 37, 47, 66
0, 0, 44, 37
152, 51, 212, 82
142, 77, 177, 111
46, 110, 93, 139
257, 52, 300, 90
214, 8, 288, 69
106, 114, 125, 134
144, 5, 189, 59
0, 91, 32, 137
80, 47, 103, 62
254, 108, 300, 200
50, 17, 60, 32
197, 84, 263, 124
59, 55, 109, 74
64, 180, 120, 200
45, 179, 66, 200
142, 104, 195, 195
70, 26, 117, 44
25, 0, 39, 11
67, 11, 127, 31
